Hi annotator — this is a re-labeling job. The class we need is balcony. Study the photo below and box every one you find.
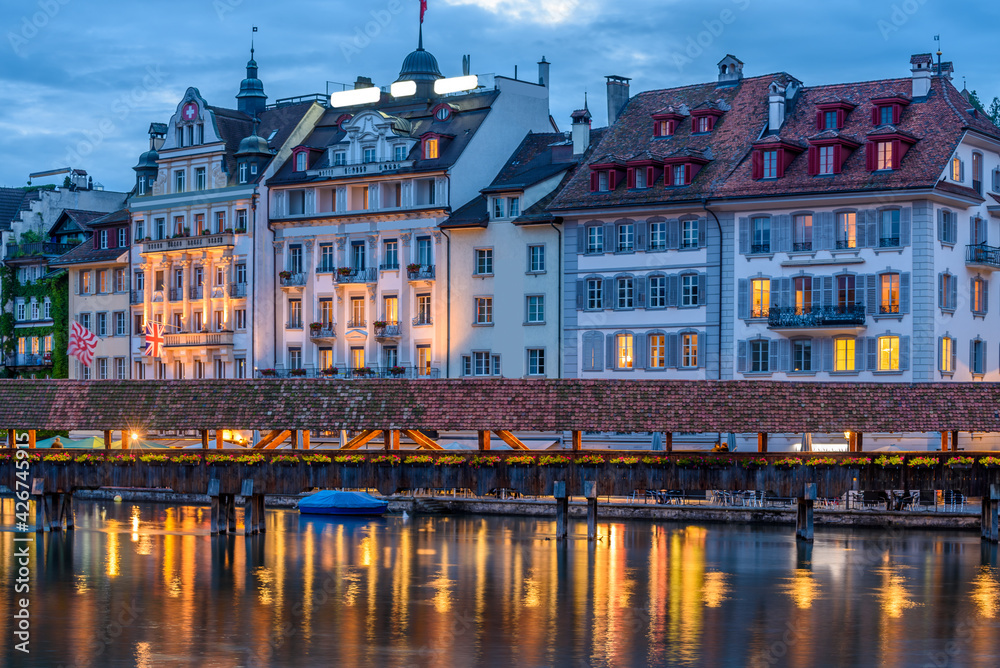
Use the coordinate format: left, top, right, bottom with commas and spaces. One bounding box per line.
750, 244, 771, 254
966, 243, 1000, 270
168, 288, 183, 302
257, 365, 440, 379
316, 263, 336, 274
141, 233, 235, 255
406, 264, 435, 282
336, 268, 377, 284
4, 242, 77, 262
308, 324, 336, 340
163, 331, 234, 348
279, 272, 307, 292
412, 314, 433, 327
229, 283, 248, 298
5, 353, 52, 367
374, 321, 401, 339
768, 305, 866, 333
380, 262, 400, 271
346, 319, 366, 329
316, 158, 415, 179
190, 286, 203, 300
130, 290, 144, 305
878, 237, 900, 248
792, 242, 812, 252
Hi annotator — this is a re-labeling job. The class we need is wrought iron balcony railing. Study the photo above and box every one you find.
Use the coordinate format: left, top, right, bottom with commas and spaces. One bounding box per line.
750, 243, 770, 254
229, 283, 248, 298
374, 321, 401, 338
412, 313, 433, 326
258, 365, 440, 379
967, 243, 1000, 269
406, 264, 435, 280
768, 304, 866, 328
280, 272, 307, 287
336, 268, 377, 284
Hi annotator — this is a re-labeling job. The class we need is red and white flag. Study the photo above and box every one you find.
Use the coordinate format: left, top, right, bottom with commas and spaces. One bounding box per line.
67, 321, 98, 368
420, 0, 427, 23
143, 322, 165, 358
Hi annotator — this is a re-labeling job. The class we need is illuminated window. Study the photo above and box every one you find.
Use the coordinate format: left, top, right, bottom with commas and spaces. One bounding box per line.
616, 333, 634, 369
836, 212, 856, 249
878, 336, 899, 371
751, 278, 770, 318
794, 276, 812, 314
972, 277, 988, 314
295, 152, 308, 171
876, 141, 893, 170
940, 336, 954, 373
681, 333, 698, 368
952, 157, 962, 181
424, 139, 439, 160
835, 338, 855, 371
880, 274, 900, 314
649, 334, 665, 368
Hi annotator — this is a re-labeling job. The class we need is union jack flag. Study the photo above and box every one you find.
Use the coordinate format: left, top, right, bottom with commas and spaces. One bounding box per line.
143, 322, 165, 358
67, 321, 98, 368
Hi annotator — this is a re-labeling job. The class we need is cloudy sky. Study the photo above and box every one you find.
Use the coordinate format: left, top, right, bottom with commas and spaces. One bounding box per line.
0, 0, 995, 193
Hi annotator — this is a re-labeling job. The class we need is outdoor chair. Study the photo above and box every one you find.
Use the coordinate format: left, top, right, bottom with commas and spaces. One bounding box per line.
861, 491, 884, 509
943, 490, 966, 512
916, 489, 937, 511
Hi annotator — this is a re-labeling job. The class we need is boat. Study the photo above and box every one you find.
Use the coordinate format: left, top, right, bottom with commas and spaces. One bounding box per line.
297, 490, 388, 516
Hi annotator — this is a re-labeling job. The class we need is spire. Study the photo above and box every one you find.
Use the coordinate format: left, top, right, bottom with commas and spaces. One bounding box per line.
418, 22, 423, 51
237, 29, 267, 116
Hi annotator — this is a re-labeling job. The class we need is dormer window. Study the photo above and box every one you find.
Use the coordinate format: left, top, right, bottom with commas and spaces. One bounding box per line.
814, 101, 854, 131
634, 169, 647, 189
753, 140, 804, 180
864, 131, 915, 172
824, 111, 837, 130
654, 120, 673, 136
493, 198, 504, 218
876, 141, 892, 169
870, 96, 910, 126
697, 116, 711, 133
363, 147, 376, 163
652, 110, 684, 138
424, 139, 438, 160
394, 145, 407, 161
762, 150, 778, 178
598, 171, 609, 191
238, 163, 248, 183
690, 108, 723, 134
589, 160, 625, 192
333, 151, 346, 166
671, 164, 688, 185
433, 104, 453, 122
952, 156, 963, 182
295, 151, 308, 171
626, 157, 662, 190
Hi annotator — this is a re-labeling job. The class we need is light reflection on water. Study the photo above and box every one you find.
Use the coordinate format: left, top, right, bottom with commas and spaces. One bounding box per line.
0, 499, 998, 667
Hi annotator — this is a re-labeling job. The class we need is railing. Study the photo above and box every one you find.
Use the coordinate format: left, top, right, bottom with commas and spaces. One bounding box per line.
768, 304, 866, 328
616, 244, 634, 253
316, 264, 336, 274
229, 283, 248, 298
966, 243, 1000, 268
258, 365, 440, 379
406, 264, 435, 280
792, 242, 812, 252
336, 268, 377, 284
346, 319, 366, 329
648, 242, 667, 252
750, 307, 769, 319
750, 244, 770, 254
380, 262, 400, 271
141, 233, 234, 254
163, 331, 234, 347
189, 286, 203, 300
316, 158, 415, 178
835, 240, 855, 250
130, 290, 144, 304
280, 272, 307, 288
168, 288, 183, 302
879, 237, 900, 248
879, 304, 900, 315
412, 314, 433, 326
374, 321, 401, 338
309, 325, 336, 339
4, 353, 52, 367
680, 240, 699, 250
5, 242, 76, 258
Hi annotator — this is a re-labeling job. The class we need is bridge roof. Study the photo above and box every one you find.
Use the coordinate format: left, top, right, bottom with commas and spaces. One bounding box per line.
1, 379, 998, 433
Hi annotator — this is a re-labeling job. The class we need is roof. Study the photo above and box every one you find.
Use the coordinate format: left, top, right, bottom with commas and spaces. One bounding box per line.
0, 187, 29, 232
3, 379, 1000, 432
49, 209, 130, 267
480, 131, 575, 193
551, 73, 1000, 211
204, 101, 314, 182
46, 209, 109, 237
439, 194, 487, 229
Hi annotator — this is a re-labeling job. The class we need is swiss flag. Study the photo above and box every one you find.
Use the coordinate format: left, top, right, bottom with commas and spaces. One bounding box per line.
420, 0, 427, 23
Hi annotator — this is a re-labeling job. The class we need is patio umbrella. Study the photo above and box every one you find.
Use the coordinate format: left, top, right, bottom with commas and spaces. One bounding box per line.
651, 432, 663, 451
727, 432, 737, 451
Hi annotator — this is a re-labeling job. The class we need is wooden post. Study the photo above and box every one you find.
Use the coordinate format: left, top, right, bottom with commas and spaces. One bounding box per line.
291, 430, 299, 450
951, 430, 959, 452
572, 431, 582, 451
6, 430, 14, 448
201, 430, 209, 450
856, 432, 864, 452
984, 485, 999, 544
104, 430, 112, 450
478, 430, 491, 451
757, 433, 768, 453
242, 479, 255, 535
584, 480, 598, 541
207, 479, 220, 535
940, 432, 948, 451
302, 430, 311, 450
226, 494, 237, 533
384, 429, 392, 451
796, 483, 817, 542
216, 429, 224, 449
255, 494, 266, 533
665, 432, 673, 453
62, 493, 74, 530
392, 430, 400, 450
553, 481, 568, 540
28, 430, 36, 449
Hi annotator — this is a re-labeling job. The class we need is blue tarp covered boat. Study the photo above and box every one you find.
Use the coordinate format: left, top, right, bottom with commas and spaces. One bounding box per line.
297, 491, 388, 516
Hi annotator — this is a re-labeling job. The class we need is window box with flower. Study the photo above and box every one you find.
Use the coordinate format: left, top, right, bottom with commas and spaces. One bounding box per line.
506, 455, 535, 466
875, 455, 904, 469
279, 271, 292, 280
301, 454, 331, 466
804, 457, 838, 469
337, 267, 353, 277
259, 368, 278, 378
979, 456, 1000, 468
373, 455, 401, 467
175, 454, 202, 465
334, 454, 364, 465
774, 457, 804, 469
407, 263, 422, 274
538, 455, 570, 467
641, 455, 669, 467
289, 368, 307, 377
309, 322, 323, 332
435, 456, 466, 466
741, 457, 769, 468
469, 455, 500, 468
43, 452, 73, 464
946, 456, 974, 469
839, 457, 871, 468
403, 455, 434, 465
610, 455, 639, 467
139, 454, 170, 465
271, 455, 301, 466
907, 456, 938, 469
575, 455, 604, 466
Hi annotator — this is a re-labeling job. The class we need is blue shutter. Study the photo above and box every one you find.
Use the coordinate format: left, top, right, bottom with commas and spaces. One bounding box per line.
698, 218, 707, 248
667, 274, 679, 307
738, 279, 750, 319
900, 335, 909, 371
603, 278, 613, 309
636, 220, 647, 251
817, 212, 834, 250
667, 333, 680, 368
951, 275, 958, 309
937, 209, 945, 242
767, 338, 778, 372
900, 207, 911, 246
959, 160, 965, 182
737, 340, 748, 373
866, 337, 877, 371
593, 333, 604, 370
856, 213, 868, 248
775, 214, 792, 252
636, 275, 647, 308
866, 274, 878, 315
778, 338, 790, 372
864, 210, 878, 248
633, 333, 646, 370
855, 336, 866, 371
604, 223, 615, 253
937, 336, 944, 372
606, 334, 615, 370
697, 273, 707, 306
970, 216, 978, 245
949, 214, 958, 244
781, 277, 793, 310
823, 276, 834, 307
900, 272, 910, 313
970, 339, 976, 375
985, 279, 990, 314
811, 276, 822, 312
667, 219, 680, 250
576, 279, 585, 310
822, 338, 834, 372
738, 217, 749, 255
951, 338, 956, 373
938, 273, 944, 309
697, 330, 707, 368
577, 225, 587, 254
970, 277, 976, 312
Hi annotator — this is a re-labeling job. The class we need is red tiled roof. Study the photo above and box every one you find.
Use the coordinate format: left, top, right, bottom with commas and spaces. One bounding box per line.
2, 379, 1000, 433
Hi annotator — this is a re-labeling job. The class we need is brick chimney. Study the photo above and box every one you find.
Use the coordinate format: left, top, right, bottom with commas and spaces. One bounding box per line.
606, 75, 630, 126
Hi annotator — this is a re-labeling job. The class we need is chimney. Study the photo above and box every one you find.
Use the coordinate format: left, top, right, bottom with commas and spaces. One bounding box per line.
537, 56, 550, 88
910, 53, 932, 98
354, 76, 374, 90
463, 55, 471, 77
717, 55, 744, 85
571, 96, 592, 156
768, 82, 786, 131
606, 75, 631, 126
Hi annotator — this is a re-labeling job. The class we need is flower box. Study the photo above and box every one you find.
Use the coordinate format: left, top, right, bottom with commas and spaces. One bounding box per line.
309, 322, 323, 331
506, 456, 535, 466
337, 267, 353, 276
741, 457, 769, 468
279, 271, 292, 280
406, 263, 422, 273
372, 455, 400, 467
289, 368, 307, 377
469, 455, 500, 468
641, 457, 668, 467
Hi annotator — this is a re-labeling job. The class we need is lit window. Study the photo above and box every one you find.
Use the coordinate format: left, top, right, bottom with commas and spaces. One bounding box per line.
424, 139, 439, 160
793, 340, 811, 372
836, 212, 856, 249
941, 337, 954, 373
475, 297, 493, 325
295, 152, 308, 171
972, 277, 988, 314
617, 333, 633, 369
819, 146, 835, 175
697, 116, 711, 133
952, 157, 961, 181
751, 279, 769, 318
794, 276, 812, 314
878, 335, 900, 371
649, 334, 665, 368
681, 333, 698, 368
876, 141, 893, 170
835, 338, 855, 371
762, 150, 778, 179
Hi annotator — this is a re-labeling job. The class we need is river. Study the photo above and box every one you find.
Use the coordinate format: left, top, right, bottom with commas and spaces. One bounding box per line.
1, 499, 998, 667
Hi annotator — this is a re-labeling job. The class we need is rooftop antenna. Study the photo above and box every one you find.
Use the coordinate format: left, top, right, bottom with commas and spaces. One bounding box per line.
418, 0, 426, 50
251, 25, 257, 59
934, 34, 942, 75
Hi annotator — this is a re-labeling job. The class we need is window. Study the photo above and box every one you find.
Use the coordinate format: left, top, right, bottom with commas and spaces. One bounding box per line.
15, 301, 24, 321
235, 358, 246, 379
649, 334, 665, 368
836, 212, 856, 249
682, 219, 698, 249
196, 167, 206, 190
880, 273, 900, 314
837, 275, 856, 310
878, 336, 900, 371
235, 309, 246, 330
288, 348, 302, 371
99, 230, 108, 249
174, 361, 185, 380
475, 297, 493, 325
751, 278, 770, 318
96, 312, 107, 337
835, 338, 855, 372
318, 348, 334, 373
97, 358, 108, 380
80, 362, 92, 380
672, 164, 686, 185
794, 277, 812, 314
333, 151, 346, 166
288, 299, 302, 328
681, 333, 698, 368
597, 171, 609, 192
824, 111, 838, 130
424, 139, 439, 160
295, 152, 308, 171
972, 216, 987, 245
383, 239, 399, 269
214, 310, 224, 331
649, 221, 666, 251
394, 145, 407, 161
681, 274, 699, 307
879, 209, 900, 247
416, 294, 432, 324
174, 170, 185, 193
526, 295, 544, 323
137, 177, 146, 195
195, 213, 206, 234
43, 300, 50, 320
113, 268, 126, 292
940, 336, 954, 373
616, 333, 634, 369
792, 214, 812, 251
762, 150, 778, 179
952, 157, 962, 182
214, 359, 226, 379
80, 271, 92, 294
648, 275, 666, 308
382, 295, 398, 323
617, 223, 634, 252
528, 245, 545, 272
616, 276, 634, 309
174, 216, 185, 235
493, 198, 504, 218
350, 241, 364, 271
750, 339, 769, 373
940, 273, 956, 311
587, 225, 603, 254
973, 153, 983, 195
135, 219, 144, 240
972, 277, 988, 315
417, 345, 433, 376
117, 228, 127, 247
879, 105, 893, 126
875, 141, 893, 170
115, 312, 126, 336
417, 237, 433, 266
586, 278, 603, 310
319, 244, 335, 272
155, 218, 166, 239
350, 297, 365, 326
135, 362, 145, 379
363, 147, 375, 164
508, 197, 520, 217
30, 301, 39, 321
634, 168, 647, 189
115, 358, 126, 380
793, 339, 812, 372
470, 351, 498, 376
697, 116, 711, 133
527, 349, 545, 376
751, 217, 770, 253
316, 298, 333, 327
474, 249, 493, 275
238, 163, 248, 183
817, 145, 835, 175
97, 269, 108, 293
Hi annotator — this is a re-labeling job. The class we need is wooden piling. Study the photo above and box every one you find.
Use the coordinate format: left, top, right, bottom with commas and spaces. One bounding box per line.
201, 429, 209, 450
216, 429, 224, 449
302, 430, 311, 450
584, 480, 598, 541
28, 430, 36, 449
553, 481, 568, 540
757, 433, 768, 453
571, 431, 581, 451
104, 430, 112, 450
856, 432, 864, 452
291, 430, 299, 450
984, 484, 999, 544
796, 483, 816, 542
941, 432, 949, 451
478, 430, 491, 451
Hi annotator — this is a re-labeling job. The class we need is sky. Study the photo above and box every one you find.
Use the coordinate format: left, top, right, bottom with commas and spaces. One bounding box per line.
0, 0, 996, 193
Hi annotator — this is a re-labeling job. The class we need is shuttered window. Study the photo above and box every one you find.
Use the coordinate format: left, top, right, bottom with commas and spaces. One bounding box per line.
751, 217, 770, 253
648, 275, 666, 308
972, 277, 989, 315
971, 339, 986, 375
750, 339, 769, 373
793, 339, 812, 372
616, 277, 634, 309
616, 333, 634, 369
581, 332, 603, 371
648, 334, 666, 368
649, 221, 667, 251
940, 336, 955, 374
878, 336, 900, 371
836, 212, 857, 249
681, 333, 698, 368
834, 338, 855, 372
586, 278, 603, 310
586, 226, 603, 254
